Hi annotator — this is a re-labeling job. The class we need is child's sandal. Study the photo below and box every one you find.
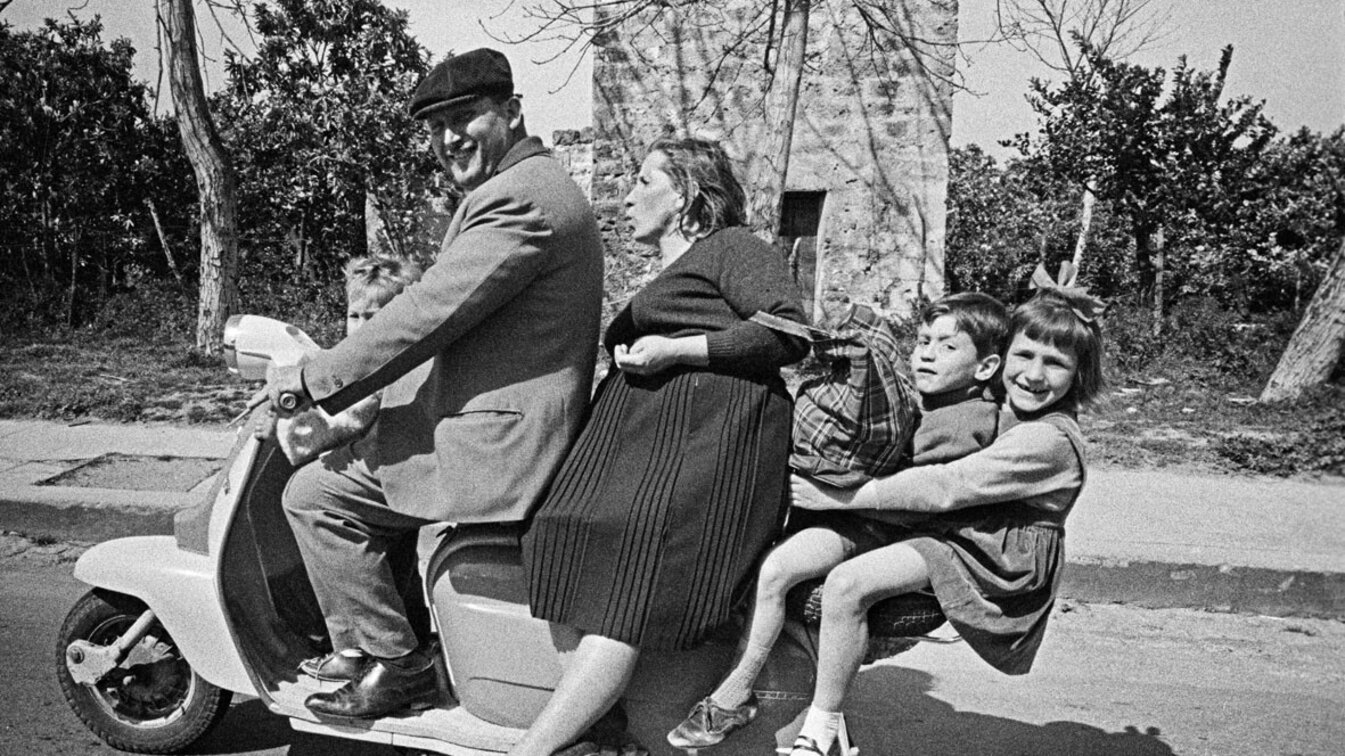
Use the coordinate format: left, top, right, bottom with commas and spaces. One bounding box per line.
787, 735, 827, 755
781, 713, 859, 756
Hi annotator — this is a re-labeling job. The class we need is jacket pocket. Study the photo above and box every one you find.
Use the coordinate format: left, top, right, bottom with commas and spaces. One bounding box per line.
432, 410, 529, 512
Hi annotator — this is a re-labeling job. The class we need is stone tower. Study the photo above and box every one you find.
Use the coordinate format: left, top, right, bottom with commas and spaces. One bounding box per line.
570, 0, 958, 324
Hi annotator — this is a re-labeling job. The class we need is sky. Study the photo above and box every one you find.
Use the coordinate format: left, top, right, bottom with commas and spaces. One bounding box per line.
7, 0, 1343, 158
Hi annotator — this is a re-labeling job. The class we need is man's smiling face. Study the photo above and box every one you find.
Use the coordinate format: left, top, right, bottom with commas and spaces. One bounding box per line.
424, 95, 520, 191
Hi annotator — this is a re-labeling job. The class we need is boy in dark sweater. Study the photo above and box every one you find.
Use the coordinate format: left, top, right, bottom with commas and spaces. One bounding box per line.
668, 292, 1009, 749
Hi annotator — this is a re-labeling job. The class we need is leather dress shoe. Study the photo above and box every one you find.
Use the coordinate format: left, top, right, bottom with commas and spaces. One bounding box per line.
298, 650, 366, 682
304, 655, 439, 718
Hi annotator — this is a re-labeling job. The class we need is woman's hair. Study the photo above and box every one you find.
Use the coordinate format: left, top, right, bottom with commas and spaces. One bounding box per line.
344, 254, 424, 306
1010, 290, 1106, 408
920, 292, 1010, 360
647, 137, 747, 237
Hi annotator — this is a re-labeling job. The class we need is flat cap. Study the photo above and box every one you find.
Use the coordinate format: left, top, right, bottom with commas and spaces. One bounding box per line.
409, 48, 514, 119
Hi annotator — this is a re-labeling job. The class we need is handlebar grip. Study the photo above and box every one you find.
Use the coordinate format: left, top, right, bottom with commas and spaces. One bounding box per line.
277, 392, 300, 412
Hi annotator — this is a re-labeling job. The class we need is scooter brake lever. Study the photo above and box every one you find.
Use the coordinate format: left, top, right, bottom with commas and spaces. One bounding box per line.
228, 393, 268, 427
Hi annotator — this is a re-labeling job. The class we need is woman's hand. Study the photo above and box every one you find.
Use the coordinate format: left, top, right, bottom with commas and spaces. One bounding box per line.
613, 335, 708, 376
790, 473, 872, 511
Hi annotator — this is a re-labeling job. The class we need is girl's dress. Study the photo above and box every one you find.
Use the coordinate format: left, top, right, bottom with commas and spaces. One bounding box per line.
522, 227, 808, 651
870, 408, 1086, 674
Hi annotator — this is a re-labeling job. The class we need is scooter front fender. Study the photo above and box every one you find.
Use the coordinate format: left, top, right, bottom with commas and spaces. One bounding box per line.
72, 535, 254, 695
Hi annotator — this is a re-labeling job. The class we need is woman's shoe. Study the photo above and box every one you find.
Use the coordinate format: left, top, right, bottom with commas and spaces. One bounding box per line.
666, 693, 759, 748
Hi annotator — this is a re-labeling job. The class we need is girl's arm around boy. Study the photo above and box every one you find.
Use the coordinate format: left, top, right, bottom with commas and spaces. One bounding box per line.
791, 417, 1082, 515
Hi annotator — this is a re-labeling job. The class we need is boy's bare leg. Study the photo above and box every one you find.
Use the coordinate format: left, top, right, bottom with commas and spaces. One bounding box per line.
711, 527, 852, 707
508, 633, 639, 756
798, 542, 931, 753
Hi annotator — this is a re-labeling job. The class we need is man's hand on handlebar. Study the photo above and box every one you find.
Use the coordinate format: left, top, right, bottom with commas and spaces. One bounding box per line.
252, 364, 312, 441
265, 363, 311, 414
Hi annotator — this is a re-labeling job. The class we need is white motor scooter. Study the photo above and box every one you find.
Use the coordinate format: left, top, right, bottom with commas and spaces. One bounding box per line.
55, 315, 946, 755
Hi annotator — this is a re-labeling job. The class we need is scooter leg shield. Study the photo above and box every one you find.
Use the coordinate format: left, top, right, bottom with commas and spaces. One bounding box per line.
428, 524, 567, 729
71, 535, 253, 693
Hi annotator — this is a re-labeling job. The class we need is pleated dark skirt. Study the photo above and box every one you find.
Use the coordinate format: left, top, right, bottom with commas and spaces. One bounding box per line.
522, 367, 792, 650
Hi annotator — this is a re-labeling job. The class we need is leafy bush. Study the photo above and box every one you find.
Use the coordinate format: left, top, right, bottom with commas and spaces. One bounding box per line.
1214, 387, 1345, 476
1104, 298, 1297, 388
237, 275, 347, 347
84, 278, 196, 340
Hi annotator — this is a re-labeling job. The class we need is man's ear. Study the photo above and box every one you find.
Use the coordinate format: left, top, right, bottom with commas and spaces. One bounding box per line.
504, 96, 523, 129
974, 353, 1002, 382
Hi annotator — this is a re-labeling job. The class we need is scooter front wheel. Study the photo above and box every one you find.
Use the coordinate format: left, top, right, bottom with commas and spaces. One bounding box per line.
56, 589, 232, 754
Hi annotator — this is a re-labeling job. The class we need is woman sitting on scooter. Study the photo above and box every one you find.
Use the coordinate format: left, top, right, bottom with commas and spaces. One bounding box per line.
516, 136, 810, 755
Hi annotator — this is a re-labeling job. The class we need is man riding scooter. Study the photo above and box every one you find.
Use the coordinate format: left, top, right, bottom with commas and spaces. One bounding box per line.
260, 47, 604, 720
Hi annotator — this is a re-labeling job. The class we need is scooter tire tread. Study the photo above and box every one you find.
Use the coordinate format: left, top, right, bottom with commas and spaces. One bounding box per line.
55, 589, 233, 754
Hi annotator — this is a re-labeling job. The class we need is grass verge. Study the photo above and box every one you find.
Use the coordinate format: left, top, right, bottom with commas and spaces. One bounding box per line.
0, 334, 251, 425
1, 329, 1341, 480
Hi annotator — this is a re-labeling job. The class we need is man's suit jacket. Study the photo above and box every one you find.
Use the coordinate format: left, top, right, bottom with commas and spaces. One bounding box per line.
302, 136, 603, 522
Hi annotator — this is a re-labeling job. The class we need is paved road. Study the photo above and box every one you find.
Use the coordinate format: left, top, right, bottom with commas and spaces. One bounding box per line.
7, 541, 1343, 756
0, 551, 394, 756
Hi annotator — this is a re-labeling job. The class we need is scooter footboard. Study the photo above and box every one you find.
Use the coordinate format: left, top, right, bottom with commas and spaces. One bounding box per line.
72, 536, 253, 694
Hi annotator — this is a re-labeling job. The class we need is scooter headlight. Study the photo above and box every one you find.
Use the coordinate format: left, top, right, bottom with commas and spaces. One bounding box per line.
222, 314, 244, 375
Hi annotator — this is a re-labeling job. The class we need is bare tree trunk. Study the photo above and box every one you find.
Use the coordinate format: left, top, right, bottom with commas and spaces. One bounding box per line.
1150, 225, 1165, 336
1261, 238, 1345, 402
365, 192, 388, 256
747, 0, 809, 240
1134, 219, 1164, 336
18, 238, 38, 297
145, 198, 184, 286
66, 240, 79, 327
1071, 180, 1097, 270
163, 0, 238, 353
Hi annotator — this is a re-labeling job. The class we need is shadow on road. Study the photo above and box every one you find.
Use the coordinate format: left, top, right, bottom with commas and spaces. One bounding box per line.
188, 699, 396, 755
185, 669, 1173, 756
848, 666, 1175, 755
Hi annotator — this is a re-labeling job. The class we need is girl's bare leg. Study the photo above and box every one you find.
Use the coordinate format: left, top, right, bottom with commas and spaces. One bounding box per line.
508, 633, 639, 756
711, 527, 852, 707
795, 542, 931, 753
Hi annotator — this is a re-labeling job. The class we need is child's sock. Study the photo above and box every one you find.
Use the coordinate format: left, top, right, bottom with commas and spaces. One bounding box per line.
709, 640, 772, 708
795, 705, 842, 753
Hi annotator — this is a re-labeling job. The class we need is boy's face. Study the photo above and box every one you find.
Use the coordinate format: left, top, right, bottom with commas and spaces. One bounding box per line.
346, 288, 390, 336
910, 314, 1001, 397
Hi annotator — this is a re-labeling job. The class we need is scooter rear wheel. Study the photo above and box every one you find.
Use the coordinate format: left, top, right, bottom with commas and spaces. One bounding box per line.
56, 589, 232, 754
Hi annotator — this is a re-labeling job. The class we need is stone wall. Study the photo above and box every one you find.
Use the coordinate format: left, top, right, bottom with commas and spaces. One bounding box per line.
578, 0, 958, 323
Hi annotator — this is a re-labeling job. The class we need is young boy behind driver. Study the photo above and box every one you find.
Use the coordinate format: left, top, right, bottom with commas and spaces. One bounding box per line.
669, 291, 1009, 749
276, 254, 423, 467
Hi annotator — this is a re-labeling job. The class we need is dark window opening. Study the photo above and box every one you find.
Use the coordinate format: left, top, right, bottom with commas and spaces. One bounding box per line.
778, 191, 826, 319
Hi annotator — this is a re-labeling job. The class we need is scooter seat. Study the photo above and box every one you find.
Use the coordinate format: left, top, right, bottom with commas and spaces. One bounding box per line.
784, 578, 947, 638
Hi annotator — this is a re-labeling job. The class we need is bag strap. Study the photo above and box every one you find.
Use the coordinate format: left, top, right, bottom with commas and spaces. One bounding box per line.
750, 311, 831, 342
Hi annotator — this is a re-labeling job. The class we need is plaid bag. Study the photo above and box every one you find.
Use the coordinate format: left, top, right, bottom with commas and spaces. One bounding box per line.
753, 305, 919, 487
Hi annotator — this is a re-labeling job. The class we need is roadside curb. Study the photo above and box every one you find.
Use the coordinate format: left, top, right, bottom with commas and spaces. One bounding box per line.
3, 485, 1342, 621
1060, 557, 1344, 620
2, 419, 1342, 620
0, 488, 184, 544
